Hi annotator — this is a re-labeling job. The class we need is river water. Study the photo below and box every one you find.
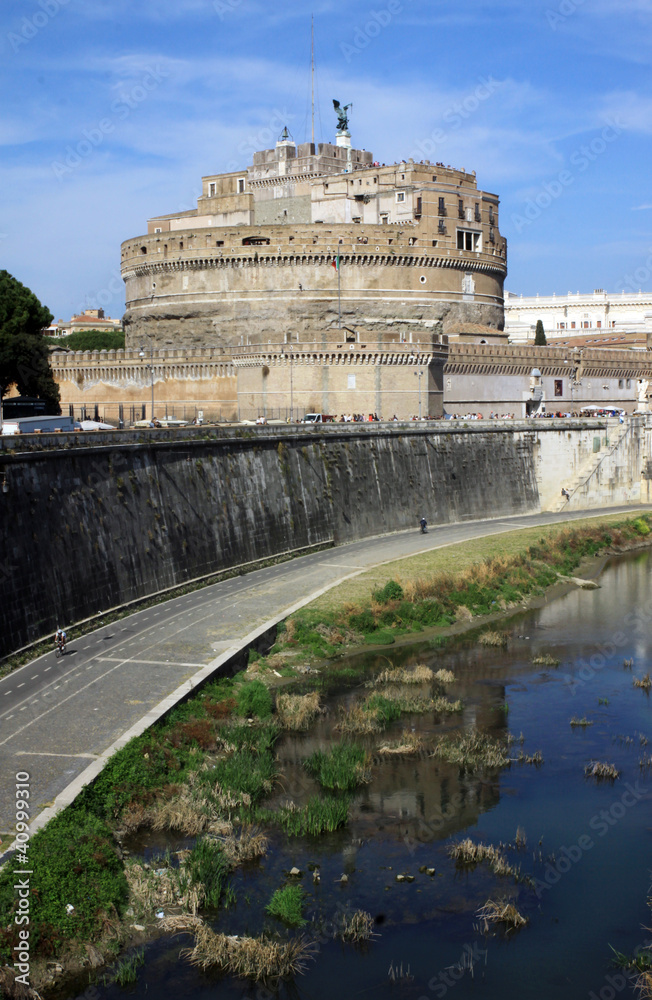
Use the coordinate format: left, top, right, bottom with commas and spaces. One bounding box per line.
81, 550, 652, 1000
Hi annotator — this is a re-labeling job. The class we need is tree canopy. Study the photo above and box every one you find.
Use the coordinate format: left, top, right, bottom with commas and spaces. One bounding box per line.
46, 329, 125, 352
0, 270, 60, 413
534, 319, 547, 346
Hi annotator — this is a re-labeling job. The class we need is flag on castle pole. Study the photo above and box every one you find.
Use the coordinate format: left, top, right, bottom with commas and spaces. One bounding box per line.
331, 253, 340, 270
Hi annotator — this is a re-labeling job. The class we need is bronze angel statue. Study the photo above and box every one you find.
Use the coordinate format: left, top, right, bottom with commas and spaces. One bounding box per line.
333, 99, 352, 132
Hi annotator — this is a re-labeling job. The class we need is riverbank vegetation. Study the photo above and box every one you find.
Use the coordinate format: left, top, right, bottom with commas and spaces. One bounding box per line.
249, 515, 652, 668
2, 512, 651, 994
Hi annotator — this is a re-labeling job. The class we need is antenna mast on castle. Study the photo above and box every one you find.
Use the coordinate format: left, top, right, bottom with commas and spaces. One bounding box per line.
311, 14, 315, 146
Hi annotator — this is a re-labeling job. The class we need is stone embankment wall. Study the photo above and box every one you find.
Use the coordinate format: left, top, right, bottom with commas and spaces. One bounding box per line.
0, 419, 647, 657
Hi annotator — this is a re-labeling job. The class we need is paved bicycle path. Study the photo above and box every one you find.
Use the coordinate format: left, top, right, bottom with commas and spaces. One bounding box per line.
0, 505, 647, 843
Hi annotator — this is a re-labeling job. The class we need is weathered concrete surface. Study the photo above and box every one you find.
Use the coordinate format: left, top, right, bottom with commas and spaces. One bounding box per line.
1, 420, 648, 657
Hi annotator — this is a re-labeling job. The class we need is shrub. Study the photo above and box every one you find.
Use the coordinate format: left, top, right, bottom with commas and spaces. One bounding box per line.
348, 610, 376, 633
633, 518, 650, 536
372, 580, 404, 603
236, 680, 273, 719
266, 885, 306, 927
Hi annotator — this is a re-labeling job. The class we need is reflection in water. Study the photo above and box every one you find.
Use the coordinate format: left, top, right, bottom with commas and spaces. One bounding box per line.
66, 550, 652, 1000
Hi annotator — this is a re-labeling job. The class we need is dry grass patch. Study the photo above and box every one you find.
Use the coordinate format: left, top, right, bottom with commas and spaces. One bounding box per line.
377, 730, 425, 756
431, 728, 510, 770
532, 654, 561, 666
477, 898, 528, 932
374, 664, 434, 685
219, 828, 269, 865
448, 839, 521, 880
570, 716, 594, 728
336, 910, 376, 943
337, 704, 383, 735
433, 668, 455, 684
634, 674, 652, 690
479, 631, 508, 647
585, 760, 620, 780
275, 692, 322, 731
182, 924, 316, 982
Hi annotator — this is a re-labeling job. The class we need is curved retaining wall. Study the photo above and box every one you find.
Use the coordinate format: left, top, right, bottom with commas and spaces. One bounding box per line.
0, 420, 644, 657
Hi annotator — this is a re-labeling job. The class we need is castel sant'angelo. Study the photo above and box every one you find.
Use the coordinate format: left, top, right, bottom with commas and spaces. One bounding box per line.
120, 105, 507, 350
51, 104, 652, 421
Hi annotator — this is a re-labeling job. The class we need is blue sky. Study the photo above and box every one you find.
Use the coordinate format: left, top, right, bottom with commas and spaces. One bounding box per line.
2, 0, 652, 322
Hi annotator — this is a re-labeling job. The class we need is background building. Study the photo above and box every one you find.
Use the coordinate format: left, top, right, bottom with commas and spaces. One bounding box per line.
505, 289, 652, 344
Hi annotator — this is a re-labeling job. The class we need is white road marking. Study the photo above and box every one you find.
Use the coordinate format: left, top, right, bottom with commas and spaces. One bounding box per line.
4, 692, 11, 696
15, 751, 98, 759
17, 683, 24, 689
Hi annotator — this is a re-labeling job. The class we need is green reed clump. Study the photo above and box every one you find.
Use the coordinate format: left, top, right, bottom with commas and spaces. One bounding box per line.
266, 885, 306, 927
304, 742, 369, 792
183, 837, 232, 908
279, 796, 350, 836
113, 948, 145, 986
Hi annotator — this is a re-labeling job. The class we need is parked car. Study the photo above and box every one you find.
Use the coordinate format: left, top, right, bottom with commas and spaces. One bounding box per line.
301, 413, 336, 423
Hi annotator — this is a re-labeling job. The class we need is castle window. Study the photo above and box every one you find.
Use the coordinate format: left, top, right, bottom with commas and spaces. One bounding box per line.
474, 203, 481, 222
140, 246, 147, 254
597, 320, 602, 328
396, 192, 405, 203
456, 229, 482, 252
432, 240, 438, 246
571, 321, 576, 328
353, 217, 361, 223
554, 380, 563, 397
238, 177, 245, 193
458, 199, 464, 219
380, 214, 389, 224
209, 182, 216, 196
154, 227, 162, 233
438, 197, 446, 216
215, 240, 224, 246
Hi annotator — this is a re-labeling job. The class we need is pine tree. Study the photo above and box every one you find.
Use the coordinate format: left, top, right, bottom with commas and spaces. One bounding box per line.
0, 270, 60, 413
534, 320, 547, 346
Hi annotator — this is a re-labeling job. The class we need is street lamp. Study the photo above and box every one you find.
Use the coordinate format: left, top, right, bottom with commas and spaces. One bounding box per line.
139, 339, 155, 421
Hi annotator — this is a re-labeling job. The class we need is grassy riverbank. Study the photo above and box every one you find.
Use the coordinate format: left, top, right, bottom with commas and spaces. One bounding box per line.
251, 513, 652, 667
2, 512, 652, 996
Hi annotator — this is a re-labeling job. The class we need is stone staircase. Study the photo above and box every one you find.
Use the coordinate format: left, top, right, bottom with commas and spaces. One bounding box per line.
548, 421, 630, 512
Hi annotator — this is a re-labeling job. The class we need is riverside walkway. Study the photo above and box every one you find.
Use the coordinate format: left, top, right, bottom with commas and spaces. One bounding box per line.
0, 505, 647, 845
